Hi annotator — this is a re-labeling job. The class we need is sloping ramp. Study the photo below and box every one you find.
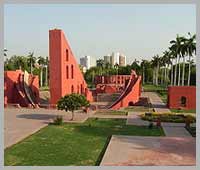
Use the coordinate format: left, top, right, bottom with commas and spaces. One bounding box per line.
108, 71, 141, 110
23, 71, 38, 107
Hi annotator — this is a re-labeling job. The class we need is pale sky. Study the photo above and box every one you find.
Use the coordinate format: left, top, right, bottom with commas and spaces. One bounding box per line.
4, 4, 196, 64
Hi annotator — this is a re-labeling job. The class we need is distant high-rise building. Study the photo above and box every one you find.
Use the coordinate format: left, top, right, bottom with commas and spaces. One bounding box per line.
111, 52, 120, 66
104, 55, 111, 64
119, 54, 126, 66
80, 55, 96, 70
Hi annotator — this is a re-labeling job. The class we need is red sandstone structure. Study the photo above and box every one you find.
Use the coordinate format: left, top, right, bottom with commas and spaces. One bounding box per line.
168, 86, 196, 110
109, 70, 142, 110
4, 70, 39, 108
49, 29, 93, 104
95, 75, 131, 94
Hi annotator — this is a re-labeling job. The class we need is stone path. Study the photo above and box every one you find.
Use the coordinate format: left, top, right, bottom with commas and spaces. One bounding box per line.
162, 123, 191, 137
126, 113, 192, 137
142, 92, 171, 113
4, 108, 91, 148
100, 135, 195, 166
91, 114, 127, 119
126, 112, 149, 126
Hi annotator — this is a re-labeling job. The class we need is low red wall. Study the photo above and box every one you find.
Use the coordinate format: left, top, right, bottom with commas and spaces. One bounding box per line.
168, 86, 196, 110
4, 70, 39, 107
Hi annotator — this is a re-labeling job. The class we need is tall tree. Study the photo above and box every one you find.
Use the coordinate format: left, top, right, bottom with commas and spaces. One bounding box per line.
169, 35, 185, 86
38, 56, 46, 87
186, 33, 196, 86
140, 59, 148, 84
27, 52, 36, 74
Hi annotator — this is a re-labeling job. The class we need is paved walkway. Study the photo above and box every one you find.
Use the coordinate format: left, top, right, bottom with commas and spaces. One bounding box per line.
4, 108, 91, 148
142, 92, 171, 113
162, 123, 191, 137
101, 135, 195, 166
91, 114, 127, 119
126, 113, 192, 137
126, 112, 149, 126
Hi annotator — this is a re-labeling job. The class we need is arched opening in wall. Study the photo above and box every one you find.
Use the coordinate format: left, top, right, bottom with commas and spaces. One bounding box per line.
66, 49, 69, 61
71, 65, 74, 79
71, 85, 74, 93
77, 85, 79, 94
128, 101, 134, 106
66, 65, 69, 79
180, 96, 187, 107
80, 84, 83, 94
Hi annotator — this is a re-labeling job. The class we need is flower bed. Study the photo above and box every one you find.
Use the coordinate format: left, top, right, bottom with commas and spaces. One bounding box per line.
140, 112, 196, 123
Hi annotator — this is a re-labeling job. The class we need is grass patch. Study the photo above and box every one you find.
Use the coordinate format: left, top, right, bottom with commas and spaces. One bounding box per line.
170, 109, 196, 114
140, 112, 196, 123
95, 110, 128, 115
123, 106, 154, 112
185, 126, 196, 137
157, 91, 167, 104
5, 118, 164, 166
39, 86, 49, 91
143, 84, 167, 91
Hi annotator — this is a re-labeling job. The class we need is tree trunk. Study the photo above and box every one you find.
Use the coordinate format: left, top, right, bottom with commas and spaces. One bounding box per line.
174, 57, 178, 86
45, 66, 48, 86
40, 67, 43, 87
164, 66, 167, 86
188, 55, 191, 86
143, 67, 145, 84
30, 61, 32, 75
152, 69, 155, 84
156, 64, 159, 86
181, 56, 185, 86
177, 55, 181, 86
171, 62, 173, 86
71, 111, 74, 120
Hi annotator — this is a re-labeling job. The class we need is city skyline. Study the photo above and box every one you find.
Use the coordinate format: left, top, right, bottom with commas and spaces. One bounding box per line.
4, 4, 196, 64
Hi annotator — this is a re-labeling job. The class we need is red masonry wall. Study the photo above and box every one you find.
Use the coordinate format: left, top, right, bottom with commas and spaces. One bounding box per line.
49, 29, 93, 104
4, 70, 39, 107
110, 70, 142, 110
168, 86, 196, 110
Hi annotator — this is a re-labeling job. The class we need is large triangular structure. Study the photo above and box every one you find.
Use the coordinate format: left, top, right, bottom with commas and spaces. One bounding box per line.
49, 29, 93, 104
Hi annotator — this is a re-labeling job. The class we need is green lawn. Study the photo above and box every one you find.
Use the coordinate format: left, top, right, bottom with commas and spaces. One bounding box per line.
142, 84, 167, 91
170, 109, 196, 113
123, 106, 154, 112
140, 113, 196, 123
95, 110, 128, 115
5, 118, 164, 166
39, 86, 49, 91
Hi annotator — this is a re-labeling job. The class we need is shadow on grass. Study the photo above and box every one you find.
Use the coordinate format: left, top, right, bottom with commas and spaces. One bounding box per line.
17, 114, 56, 120
95, 136, 112, 166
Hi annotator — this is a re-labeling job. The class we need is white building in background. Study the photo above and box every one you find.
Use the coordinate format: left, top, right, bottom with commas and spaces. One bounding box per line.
80, 55, 96, 70
111, 52, 120, 66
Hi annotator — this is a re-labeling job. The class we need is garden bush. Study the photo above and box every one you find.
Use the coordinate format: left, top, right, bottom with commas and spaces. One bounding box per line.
53, 116, 63, 125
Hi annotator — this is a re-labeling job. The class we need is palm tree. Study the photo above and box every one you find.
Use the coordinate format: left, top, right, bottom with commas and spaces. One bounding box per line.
186, 33, 196, 86
38, 56, 46, 87
27, 52, 36, 74
114, 63, 119, 86
45, 56, 49, 86
96, 59, 104, 75
152, 55, 160, 86
140, 59, 148, 84
169, 35, 185, 86
162, 51, 171, 86
180, 36, 188, 86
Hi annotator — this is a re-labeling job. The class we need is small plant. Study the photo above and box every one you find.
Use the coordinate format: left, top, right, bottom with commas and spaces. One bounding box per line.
185, 115, 194, 127
148, 118, 153, 129
156, 117, 161, 127
57, 93, 90, 120
148, 122, 153, 129
53, 116, 63, 125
